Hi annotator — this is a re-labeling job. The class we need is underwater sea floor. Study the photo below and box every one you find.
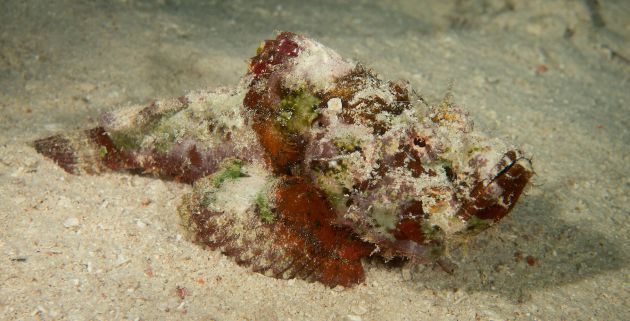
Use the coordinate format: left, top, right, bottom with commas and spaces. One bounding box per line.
1, 1, 629, 320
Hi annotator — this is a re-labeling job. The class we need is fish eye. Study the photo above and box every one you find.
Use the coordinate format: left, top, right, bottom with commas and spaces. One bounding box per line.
413, 138, 426, 147
443, 165, 455, 182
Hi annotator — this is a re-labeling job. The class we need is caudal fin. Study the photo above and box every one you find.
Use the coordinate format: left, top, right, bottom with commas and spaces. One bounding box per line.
33, 127, 133, 175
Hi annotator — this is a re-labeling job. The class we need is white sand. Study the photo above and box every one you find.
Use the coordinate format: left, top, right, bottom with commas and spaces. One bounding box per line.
1, 1, 628, 320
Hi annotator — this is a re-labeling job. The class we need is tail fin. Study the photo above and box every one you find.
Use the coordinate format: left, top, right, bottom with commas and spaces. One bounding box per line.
33, 89, 258, 183
33, 127, 133, 175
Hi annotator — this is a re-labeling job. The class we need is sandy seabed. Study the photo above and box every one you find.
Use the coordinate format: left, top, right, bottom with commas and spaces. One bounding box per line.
1, 1, 629, 320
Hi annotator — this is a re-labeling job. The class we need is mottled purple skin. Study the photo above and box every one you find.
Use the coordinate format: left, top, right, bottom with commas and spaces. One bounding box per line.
33, 32, 533, 287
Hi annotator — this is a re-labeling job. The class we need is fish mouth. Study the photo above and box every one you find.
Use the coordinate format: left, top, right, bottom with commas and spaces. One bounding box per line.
458, 151, 534, 222
368, 151, 533, 260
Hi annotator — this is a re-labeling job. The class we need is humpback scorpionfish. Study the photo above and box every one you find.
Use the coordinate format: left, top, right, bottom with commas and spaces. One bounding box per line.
34, 32, 533, 287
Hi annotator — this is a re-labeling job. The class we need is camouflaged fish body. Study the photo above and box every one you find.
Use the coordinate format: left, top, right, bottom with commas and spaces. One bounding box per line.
34, 32, 533, 287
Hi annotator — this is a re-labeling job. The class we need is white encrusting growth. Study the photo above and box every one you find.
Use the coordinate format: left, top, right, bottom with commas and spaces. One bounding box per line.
327, 97, 343, 112
211, 164, 270, 216
283, 37, 355, 91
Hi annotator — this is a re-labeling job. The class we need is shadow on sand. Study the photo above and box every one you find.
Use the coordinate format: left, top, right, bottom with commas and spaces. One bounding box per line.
405, 187, 627, 302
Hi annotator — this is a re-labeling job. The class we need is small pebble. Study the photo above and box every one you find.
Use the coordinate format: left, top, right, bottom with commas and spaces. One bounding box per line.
345, 315, 362, 321
85, 261, 92, 273
327, 97, 342, 112
115, 254, 129, 266
135, 219, 146, 228
63, 217, 80, 228
351, 304, 368, 315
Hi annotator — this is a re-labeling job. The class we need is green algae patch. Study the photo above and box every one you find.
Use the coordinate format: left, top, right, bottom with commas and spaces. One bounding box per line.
256, 192, 274, 223
276, 90, 321, 134
315, 172, 347, 211
465, 216, 491, 233
109, 105, 189, 153
200, 192, 215, 208
149, 121, 178, 154
314, 160, 354, 212
109, 131, 143, 151
212, 160, 246, 187
98, 146, 108, 158
421, 223, 442, 240
467, 145, 485, 155
333, 135, 362, 153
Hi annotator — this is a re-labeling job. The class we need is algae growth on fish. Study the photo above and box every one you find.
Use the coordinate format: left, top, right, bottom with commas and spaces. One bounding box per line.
34, 32, 533, 287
